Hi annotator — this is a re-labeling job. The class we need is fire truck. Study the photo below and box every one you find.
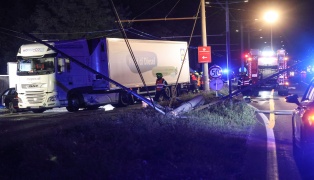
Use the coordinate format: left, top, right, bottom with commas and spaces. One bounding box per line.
245, 48, 289, 96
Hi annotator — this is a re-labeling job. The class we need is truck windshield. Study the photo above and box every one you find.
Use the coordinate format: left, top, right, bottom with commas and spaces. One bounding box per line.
17, 58, 55, 75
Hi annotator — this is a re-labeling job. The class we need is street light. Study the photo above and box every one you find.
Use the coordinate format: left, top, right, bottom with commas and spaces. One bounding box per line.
263, 10, 279, 51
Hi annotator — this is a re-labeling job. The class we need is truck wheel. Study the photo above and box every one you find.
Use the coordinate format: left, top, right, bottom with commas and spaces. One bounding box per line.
32, 109, 45, 113
128, 94, 135, 105
9, 102, 17, 113
118, 91, 129, 107
67, 95, 80, 112
112, 91, 129, 107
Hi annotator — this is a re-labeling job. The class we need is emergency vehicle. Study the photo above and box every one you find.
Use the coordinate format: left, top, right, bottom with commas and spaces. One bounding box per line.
244, 48, 289, 96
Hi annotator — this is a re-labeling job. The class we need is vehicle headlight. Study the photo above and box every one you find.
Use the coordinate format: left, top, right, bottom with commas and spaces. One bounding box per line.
47, 95, 57, 102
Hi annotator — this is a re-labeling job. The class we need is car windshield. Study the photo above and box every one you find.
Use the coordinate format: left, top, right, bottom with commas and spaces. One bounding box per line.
17, 57, 55, 75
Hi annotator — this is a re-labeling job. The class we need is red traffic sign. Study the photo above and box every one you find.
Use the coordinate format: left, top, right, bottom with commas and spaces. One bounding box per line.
198, 46, 211, 63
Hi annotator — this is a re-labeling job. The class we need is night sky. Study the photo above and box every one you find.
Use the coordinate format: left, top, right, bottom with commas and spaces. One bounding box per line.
1, 0, 314, 72
130, 0, 314, 69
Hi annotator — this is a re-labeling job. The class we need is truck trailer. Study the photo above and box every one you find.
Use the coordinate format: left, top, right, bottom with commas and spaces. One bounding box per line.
14, 38, 190, 113
245, 48, 289, 96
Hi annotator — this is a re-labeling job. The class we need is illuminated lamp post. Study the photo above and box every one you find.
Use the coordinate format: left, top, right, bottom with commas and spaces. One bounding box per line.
263, 10, 279, 51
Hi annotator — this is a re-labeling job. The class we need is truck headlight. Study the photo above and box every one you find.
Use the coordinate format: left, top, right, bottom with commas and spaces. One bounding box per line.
47, 95, 57, 102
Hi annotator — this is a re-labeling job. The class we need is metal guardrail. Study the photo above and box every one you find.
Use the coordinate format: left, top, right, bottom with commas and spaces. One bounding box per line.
256, 110, 294, 115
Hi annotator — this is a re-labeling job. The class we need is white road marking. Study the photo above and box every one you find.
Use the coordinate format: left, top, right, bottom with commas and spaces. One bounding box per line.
251, 89, 279, 179
263, 90, 279, 179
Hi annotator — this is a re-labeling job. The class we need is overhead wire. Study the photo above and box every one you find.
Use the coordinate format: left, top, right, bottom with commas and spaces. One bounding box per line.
132, 0, 166, 20
0, 28, 33, 42
109, 0, 155, 105
169, 0, 201, 108
165, 0, 181, 19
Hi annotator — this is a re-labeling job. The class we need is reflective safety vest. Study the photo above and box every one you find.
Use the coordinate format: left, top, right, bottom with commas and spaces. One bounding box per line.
238, 76, 252, 87
197, 76, 201, 86
156, 78, 166, 91
191, 74, 197, 81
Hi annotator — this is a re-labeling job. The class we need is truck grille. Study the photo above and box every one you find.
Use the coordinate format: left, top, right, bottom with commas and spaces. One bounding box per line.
25, 90, 45, 104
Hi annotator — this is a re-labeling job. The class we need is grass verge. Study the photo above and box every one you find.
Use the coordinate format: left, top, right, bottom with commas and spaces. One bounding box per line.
0, 88, 256, 179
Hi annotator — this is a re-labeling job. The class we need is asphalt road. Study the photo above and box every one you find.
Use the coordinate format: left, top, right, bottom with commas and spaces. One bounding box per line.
247, 82, 312, 180
0, 104, 143, 149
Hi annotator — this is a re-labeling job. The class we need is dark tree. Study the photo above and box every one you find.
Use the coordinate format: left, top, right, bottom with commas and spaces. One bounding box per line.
30, 0, 130, 40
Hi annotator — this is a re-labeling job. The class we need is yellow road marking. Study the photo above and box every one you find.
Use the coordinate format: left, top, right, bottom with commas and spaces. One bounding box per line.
268, 89, 275, 129
267, 89, 279, 179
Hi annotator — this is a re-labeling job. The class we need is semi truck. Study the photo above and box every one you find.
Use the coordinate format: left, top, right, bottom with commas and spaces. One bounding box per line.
14, 38, 190, 113
245, 48, 289, 96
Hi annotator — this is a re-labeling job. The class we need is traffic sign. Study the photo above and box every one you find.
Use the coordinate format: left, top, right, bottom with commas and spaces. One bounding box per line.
209, 65, 222, 78
210, 78, 224, 91
198, 46, 211, 63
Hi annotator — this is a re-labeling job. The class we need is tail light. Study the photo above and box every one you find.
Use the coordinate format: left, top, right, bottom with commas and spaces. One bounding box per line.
307, 114, 314, 126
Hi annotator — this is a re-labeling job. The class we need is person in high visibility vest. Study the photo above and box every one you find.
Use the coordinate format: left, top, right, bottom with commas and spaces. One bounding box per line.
199, 71, 204, 90
237, 72, 252, 96
153, 73, 169, 102
191, 71, 199, 93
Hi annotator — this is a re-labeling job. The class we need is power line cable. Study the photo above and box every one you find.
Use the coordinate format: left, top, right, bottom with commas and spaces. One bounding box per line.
169, 1, 201, 108
165, 0, 181, 18
109, 0, 155, 105
127, 27, 161, 39
0, 30, 33, 42
132, 0, 166, 20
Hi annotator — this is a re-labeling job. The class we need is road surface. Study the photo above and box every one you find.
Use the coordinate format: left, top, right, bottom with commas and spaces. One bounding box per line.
247, 82, 312, 179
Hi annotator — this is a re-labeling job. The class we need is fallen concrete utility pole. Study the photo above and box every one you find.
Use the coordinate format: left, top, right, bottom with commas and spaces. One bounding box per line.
167, 95, 205, 117
23, 32, 166, 115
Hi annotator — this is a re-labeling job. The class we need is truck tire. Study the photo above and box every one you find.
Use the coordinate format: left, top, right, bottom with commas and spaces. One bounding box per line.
9, 102, 17, 113
112, 91, 129, 107
128, 94, 135, 105
66, 95, 80, 112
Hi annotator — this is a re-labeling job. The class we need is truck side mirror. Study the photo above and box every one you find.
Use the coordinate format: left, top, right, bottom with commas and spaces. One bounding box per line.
285, 94, 300, 106
57, 58, 66, 73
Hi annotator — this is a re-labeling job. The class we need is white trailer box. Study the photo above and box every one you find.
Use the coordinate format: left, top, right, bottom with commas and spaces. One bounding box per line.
106, 38, 190, 89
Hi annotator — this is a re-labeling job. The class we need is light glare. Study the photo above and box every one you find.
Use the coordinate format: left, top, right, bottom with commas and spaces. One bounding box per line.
264, 10, 279, 24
